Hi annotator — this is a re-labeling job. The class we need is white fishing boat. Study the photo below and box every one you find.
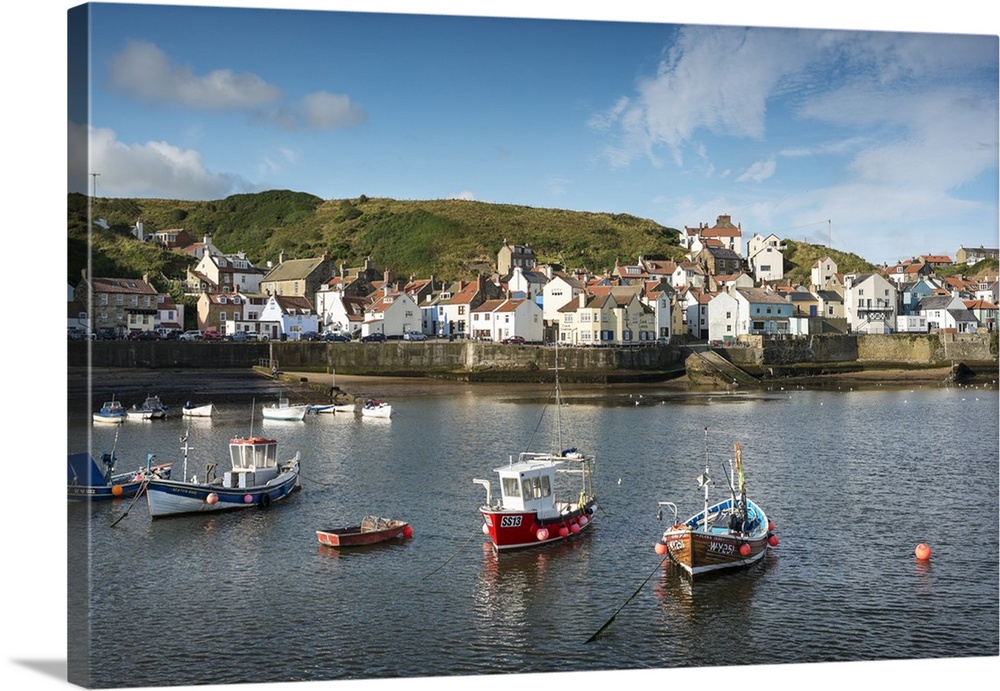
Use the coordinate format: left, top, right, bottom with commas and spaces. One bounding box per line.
181, 401, 214, 417
262, 396, 309, 421
361, 399, 392, 418
126, 394, 168, 420
145, 434, 300, 518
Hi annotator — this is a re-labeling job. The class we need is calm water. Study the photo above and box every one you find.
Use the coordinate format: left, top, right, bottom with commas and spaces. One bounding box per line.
68, 380, 999, 688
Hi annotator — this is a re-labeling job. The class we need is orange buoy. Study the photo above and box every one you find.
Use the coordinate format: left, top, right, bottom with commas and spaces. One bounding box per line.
111, 485, 123, 496
915, 543, 932, 560
655, 542, 667, 555
739, 543, 751, 556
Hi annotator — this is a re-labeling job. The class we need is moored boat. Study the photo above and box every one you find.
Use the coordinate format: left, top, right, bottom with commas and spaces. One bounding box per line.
127, 394, 168, 420
145, 434, 300, 518
93, 399, 127, 424
473, 352, 597, 551
68, 450, 172, 500
181, 401, 214, 417
360, 399, 392, 418
262, 396, 310, 421
654, 430, 778, 578
316, 516, 413, 547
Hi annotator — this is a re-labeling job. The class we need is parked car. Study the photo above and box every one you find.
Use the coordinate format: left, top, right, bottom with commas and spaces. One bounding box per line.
67, 327, 92, 340
95, 328, 120, 340
300, 331, 322, 341
128, 329, 160, 340
245, 332, 268, 342
502, 336, 526, 345
179, 330, 202, 341
201, 329, 222, 341
403, 331, 428, 341
360, 333, 386, 343
226, 331, 248, 342
324, 332, 351, 342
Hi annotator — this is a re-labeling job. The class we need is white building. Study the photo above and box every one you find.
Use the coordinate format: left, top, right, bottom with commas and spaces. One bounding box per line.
470, 297, 543, 342
362, 290, 421, 338
843, 273, 897, 334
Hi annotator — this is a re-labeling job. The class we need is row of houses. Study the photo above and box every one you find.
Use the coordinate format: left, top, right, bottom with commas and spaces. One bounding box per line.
69, 217, 999, 343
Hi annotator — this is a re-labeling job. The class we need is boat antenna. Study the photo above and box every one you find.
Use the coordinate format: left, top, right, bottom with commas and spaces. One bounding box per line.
250, 397, 256, 437
180, 429, 192, 482
701, 427, 711, 528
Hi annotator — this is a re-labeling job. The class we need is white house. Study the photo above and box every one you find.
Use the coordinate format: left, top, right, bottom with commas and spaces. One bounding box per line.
811, 257, 839, 290
843, 273, 897, 334
259, 294, 318, 340
542, 273, 586, 324
707, 291, 740, 343
917, 295, 979, 333
641, 281, 673, 341
505, 266, 549, 302
362, 289, 421, 338
732, 287, 793, 336
470, 297, 543, 342
748, 243, 785, 283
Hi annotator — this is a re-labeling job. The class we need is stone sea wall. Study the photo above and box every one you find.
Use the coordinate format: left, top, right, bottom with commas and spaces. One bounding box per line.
70, 331, 997, 381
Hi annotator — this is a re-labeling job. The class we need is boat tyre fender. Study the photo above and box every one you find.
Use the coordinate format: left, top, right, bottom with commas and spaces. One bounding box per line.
259, 493, 271, 509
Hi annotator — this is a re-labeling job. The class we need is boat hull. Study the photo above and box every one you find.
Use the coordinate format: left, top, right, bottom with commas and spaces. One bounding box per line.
92, 414, 126, 424
660, 499, 771, 577
316, 518, 412, 547
481, 500, 596, 551
68, 464, 173, 500
262, 405, 309, 421
361, 405, 392, 418
145, 463, 300, 517
181, 404, 213, 417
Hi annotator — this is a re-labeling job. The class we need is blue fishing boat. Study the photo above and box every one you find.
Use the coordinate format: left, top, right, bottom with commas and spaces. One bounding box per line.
93, 399, 127, 424
145, 434, 300, 518
68, 451, 172, 500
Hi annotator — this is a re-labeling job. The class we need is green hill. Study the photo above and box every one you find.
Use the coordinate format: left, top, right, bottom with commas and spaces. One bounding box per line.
68, 191, 685, 285
780, 240, 880, 285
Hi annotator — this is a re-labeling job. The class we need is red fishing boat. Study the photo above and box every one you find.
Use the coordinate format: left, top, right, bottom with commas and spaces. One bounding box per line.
316, 516, 412, 547
473, 350, 597, 551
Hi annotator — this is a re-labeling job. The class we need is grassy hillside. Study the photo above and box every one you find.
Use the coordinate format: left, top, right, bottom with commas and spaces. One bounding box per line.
780, 240, 880, 285
69, 191, 685, 284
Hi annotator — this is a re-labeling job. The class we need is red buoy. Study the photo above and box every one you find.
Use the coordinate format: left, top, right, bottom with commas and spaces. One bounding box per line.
243, 494, 253, 504
578, 515, 589, 527
536, 528, 549, 541
403, 525, 414, 538
915, 543, 931, 561
569, 522, 580, 534
206, 492, 219, 505
558, 526, 569, 538
739, 543, 751, 556
768, 534, 780, 547
655, 542, 667, 555
768, 521, 775, 532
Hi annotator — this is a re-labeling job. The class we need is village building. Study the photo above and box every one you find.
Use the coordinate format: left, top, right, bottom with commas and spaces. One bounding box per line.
259, 294, 318, 340
843, 273, 898, 334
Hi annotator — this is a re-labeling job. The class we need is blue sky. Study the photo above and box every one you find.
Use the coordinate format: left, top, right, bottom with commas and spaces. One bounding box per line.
65, 2, 998, 268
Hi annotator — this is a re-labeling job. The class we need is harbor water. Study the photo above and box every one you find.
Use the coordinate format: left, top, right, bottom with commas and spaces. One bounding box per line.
67, 379, 998, 688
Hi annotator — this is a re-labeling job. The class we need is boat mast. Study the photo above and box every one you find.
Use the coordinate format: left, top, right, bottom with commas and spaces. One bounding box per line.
553, 342, 563, 453
702, 427, 710, 529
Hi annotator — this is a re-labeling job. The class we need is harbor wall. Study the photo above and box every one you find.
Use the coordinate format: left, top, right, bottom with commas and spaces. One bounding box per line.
69, 331, 997, 378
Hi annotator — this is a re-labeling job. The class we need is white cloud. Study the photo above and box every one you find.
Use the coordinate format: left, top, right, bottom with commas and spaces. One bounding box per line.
108, 40, 282, 110
449, 191, 476, 201
70, 121, 253, 199
737, 158, 777, 183
300, 91, 367, 129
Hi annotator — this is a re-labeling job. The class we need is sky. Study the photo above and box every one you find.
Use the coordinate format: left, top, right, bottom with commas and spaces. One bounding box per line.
65, 1, 999, 268
4, 4, 1000, 691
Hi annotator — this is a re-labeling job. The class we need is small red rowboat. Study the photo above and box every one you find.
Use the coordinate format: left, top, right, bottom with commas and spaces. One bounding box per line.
316, 515, 413, 547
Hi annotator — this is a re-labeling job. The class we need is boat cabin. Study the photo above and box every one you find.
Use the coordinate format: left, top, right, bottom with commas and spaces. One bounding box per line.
495, 453, 565, 520
224, 436, 279, 489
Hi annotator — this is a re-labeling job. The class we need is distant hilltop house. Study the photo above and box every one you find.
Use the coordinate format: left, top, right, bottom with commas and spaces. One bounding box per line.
956, 245, 1000, 265
497, 239, 537, 276
681, 214, 743, 255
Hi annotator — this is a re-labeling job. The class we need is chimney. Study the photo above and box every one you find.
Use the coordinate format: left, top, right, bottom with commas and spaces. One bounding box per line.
578, 292, 587, 308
